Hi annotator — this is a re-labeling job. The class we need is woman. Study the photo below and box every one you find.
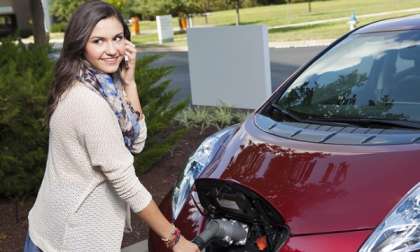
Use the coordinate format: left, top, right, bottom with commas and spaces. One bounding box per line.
24, 1, 199, 251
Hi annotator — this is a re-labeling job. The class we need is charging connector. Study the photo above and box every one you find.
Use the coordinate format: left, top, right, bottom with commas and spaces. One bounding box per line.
192, 218, 248, 250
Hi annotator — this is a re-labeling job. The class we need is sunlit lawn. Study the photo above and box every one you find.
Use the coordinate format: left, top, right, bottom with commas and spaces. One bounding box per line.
137, 0, 420, 31
48, 0, 420, 47
131, 32, 187, 48
131, 12, 420, 47
268, 12, 418, 41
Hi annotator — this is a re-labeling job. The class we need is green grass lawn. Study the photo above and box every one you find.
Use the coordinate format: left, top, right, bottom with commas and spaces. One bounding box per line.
132, 9, 420, 47
48, 0, 420, 47
268, 12, 419, 42
137, 0, 420, 31
131, 32, 187, 48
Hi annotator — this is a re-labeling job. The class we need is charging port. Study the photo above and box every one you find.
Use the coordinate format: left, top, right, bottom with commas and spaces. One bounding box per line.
193, 179, 290, 251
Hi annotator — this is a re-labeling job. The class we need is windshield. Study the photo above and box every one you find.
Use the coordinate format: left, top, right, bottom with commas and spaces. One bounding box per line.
269, 30, 420, 125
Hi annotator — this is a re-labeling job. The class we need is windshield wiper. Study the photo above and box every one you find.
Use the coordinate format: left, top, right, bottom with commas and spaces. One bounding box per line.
270, 103, 304, 122
270, 103, 420, 129
270, 103, 353, 127
316, 117, 420, 130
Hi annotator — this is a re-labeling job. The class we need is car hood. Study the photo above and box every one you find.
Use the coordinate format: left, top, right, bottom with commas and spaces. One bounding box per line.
202, 115, 420, 235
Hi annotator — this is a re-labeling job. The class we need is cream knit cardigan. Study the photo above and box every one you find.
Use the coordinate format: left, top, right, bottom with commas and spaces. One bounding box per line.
28, 82, 152, 252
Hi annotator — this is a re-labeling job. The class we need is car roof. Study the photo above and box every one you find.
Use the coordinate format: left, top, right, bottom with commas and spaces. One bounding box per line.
354, 14, 420, 34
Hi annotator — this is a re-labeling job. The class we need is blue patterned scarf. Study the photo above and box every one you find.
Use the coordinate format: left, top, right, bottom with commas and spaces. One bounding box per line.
78, 64, 141, 152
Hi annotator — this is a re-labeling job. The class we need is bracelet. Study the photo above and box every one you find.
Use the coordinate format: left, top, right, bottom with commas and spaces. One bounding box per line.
134, 110, 144, 120
161, 225, 181, 249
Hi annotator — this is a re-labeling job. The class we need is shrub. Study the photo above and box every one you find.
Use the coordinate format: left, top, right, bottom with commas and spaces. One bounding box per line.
134, 55, 188, 173
0, 42, 187, 200
175, 105, 250, 133
0, 39, 52, 209
50, 22, 67, 33
176, 106, 212, 132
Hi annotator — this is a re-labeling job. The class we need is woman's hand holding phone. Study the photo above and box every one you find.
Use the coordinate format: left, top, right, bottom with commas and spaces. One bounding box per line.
121, 39, 137, 87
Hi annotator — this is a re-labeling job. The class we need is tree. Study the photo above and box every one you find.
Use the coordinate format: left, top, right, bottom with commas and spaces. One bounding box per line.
128, 0, 196, 19
128, 0, 171, 19
256, 0, 285, 4
307, 0, 312, 12
49, 0, 86, 32
50, 0, 86, 24
105, 0, 126, 11
234, 0, 241, 25
226, 0, 244, 25
183, 0, 211, 14
105, 0, 130, 15
127, 0, 288, 19
30, 0, 49, 45
50, 0, 130, 32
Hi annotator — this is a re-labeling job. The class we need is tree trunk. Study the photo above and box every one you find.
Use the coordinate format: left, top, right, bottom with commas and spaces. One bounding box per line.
308, 0, 312, 13
235, 0, 240, 26
30, 0, 49, 45
204, 0, 209, 24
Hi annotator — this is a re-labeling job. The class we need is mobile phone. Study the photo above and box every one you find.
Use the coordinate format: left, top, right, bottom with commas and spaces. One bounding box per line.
122, 54, 129, 69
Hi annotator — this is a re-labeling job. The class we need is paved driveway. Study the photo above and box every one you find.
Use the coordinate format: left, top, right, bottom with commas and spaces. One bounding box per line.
139, 46, 326, 104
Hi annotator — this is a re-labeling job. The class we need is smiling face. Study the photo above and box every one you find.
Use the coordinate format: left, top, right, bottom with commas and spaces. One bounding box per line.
84, 16, 125, 73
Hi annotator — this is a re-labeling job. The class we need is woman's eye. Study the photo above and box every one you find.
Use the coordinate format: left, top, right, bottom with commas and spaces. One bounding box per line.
114, 35, 123, 42
92, 39, 103, 44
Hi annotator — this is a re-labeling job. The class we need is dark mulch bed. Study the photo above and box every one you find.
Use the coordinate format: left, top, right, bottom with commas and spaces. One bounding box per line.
0, 127, 216, 252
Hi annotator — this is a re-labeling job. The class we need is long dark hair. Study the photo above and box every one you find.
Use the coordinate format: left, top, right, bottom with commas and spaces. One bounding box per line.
46, 0, 130, 123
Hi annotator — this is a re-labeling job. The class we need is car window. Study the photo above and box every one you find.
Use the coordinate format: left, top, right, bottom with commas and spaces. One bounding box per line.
395, 52, 414, 74
267, 30, 420, 124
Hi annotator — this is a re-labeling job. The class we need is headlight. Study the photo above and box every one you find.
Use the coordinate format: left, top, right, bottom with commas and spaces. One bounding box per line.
359, 183, 420, 252
171, 125, 237, 219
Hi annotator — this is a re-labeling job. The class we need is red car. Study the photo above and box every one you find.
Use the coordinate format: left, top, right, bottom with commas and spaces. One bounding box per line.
149, 15, 420, 252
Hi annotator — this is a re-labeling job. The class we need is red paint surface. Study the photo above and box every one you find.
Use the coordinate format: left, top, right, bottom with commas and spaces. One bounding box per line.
280, 230, 371, 252
205, 118, 420, 235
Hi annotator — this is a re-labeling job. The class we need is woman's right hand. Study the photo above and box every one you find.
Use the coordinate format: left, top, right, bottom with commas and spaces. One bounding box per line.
172, 236, 200, 252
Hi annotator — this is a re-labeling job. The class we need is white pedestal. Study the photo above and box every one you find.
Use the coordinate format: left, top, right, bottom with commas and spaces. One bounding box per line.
156, 15, 174, 44
187, 25, 272, 109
